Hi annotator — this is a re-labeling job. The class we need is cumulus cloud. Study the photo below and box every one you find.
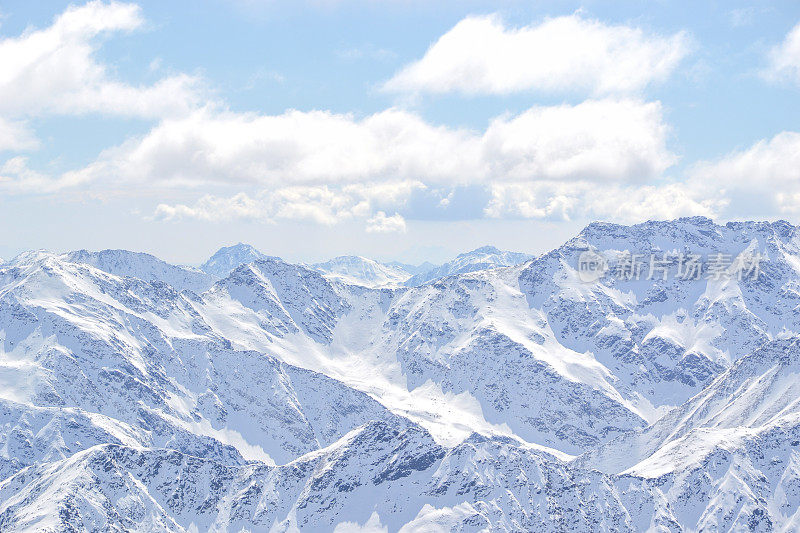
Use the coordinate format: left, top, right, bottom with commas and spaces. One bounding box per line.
366, 211, 407, 233
547, 129, 800, 222
484, 181, 723, 223
690, 131, 800, 215
692, 131, 800, 186
153, 181, 422, 230
0, 156, 78, 193
61, 99, 673, 191
6, 96, 679, 226
481, 100, 674, 183
0, 1, 203, 120
67, 108, 479, 187
0, 2, 695, 231
154, 192, 264, 222
765, 21, 800, 85
0, 155, 98, 193
0, 0, 209, 197
2, 2, 741, 231
0, 119, 38, 152
383, 14, 690, 96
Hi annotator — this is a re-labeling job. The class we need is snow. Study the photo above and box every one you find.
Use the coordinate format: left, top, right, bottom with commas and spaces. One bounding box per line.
200, 243, 279, 278
310, 255, 412, 288
404, 246, 533, 286
3, 218, 800, 530
334, 512, 388, 532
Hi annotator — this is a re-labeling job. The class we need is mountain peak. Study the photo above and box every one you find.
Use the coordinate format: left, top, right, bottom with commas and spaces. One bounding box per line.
463, 245, 502, 256
405, 246, 534, 286
675, 215, 715, 225
201, 243, 279, 278
221, 242, 258, 253
7, 248, 217, 293
310, 255, 412, 288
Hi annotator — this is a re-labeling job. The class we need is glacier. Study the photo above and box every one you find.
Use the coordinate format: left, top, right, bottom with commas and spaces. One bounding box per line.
1, 217, 800, 531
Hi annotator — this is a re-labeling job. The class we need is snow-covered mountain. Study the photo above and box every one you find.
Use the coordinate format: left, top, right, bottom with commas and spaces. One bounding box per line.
404, 245, 534, 286
4, 218, 800, 530
64, 249, 216, 293
200, 243, 279, 278
309, 255, 413, 288
387, 259, 439, 276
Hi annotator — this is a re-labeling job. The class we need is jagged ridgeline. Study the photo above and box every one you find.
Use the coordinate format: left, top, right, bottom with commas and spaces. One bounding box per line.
1, 218, 799, 531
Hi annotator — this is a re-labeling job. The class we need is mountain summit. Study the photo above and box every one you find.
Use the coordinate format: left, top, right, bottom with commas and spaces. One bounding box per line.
309, 255, 413, 288
404, 245, 534, 286
200, 243, 280, 277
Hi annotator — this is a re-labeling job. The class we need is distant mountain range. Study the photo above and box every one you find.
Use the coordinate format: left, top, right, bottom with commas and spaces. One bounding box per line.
306, 255, 413, 288
403, 246, 534, 286
198, 243, 534, 289
2, 218, 800, 530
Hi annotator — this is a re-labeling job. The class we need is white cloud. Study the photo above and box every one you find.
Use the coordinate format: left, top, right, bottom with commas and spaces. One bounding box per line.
0, 119, 38, 152
525, 128, 800, 223
584, 183, 725, 222
690, 131, 800, 215
69, 108, 479, 187
0, 155, 96, 193
62, 99, 673, 191
383, 14, 690, 96
154, 192, 264, 222
0, 3, 700, 230
485, 181, 722, 223
0, 1, 203, 120
692, 131, 800, 186
481, 100, 674, 183
765, 21, 800, 85
7, 97, 677, 225
0, 156, 65, 192
153, 181, 422, 230
366, 211, 407, 233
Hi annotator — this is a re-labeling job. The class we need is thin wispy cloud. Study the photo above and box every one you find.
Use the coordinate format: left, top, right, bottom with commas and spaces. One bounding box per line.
765, 20, 800, 85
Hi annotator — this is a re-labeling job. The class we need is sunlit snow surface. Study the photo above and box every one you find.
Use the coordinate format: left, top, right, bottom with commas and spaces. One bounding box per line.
1, 217, 800, 530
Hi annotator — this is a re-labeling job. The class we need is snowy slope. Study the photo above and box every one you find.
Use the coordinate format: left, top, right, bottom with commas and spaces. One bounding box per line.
580, 336, 800, 475
0, 254, 403, 470
404, 246, 534, 286
3, 218, 800, 530
310, 255, 413, 288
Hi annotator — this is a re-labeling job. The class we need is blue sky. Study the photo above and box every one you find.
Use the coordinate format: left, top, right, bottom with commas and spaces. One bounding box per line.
1, 0, 800, 265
